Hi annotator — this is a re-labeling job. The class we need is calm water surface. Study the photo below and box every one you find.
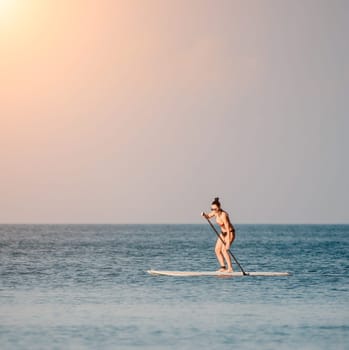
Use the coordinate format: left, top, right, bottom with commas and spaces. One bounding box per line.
0, 224, 348, 349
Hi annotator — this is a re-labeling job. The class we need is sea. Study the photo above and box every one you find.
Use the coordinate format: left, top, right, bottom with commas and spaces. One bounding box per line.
0, 224, 348, 350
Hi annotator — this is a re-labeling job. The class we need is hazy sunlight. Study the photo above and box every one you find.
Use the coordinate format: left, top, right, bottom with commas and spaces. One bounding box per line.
0, 0, 17, 17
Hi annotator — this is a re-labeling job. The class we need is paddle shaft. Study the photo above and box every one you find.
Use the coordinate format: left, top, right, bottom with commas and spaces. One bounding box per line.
203, 216, 248, 276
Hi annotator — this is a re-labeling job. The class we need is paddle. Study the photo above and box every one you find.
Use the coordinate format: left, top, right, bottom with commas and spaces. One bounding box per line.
202, 214, 248, 276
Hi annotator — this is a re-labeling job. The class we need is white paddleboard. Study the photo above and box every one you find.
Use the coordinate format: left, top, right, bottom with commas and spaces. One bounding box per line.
147, 270, 290, 277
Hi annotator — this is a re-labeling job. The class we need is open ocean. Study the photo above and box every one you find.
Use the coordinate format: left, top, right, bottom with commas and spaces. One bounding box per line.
0, 224, 348, 349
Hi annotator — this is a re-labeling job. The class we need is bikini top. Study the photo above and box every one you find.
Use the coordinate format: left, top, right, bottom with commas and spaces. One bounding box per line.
217, 220, 225, 227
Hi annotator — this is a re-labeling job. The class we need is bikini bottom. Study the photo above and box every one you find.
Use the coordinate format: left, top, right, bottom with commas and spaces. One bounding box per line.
221, 230, 235, 243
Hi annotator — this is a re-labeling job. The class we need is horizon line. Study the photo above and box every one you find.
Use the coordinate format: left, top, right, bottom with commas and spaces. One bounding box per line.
0, 222, 348, 226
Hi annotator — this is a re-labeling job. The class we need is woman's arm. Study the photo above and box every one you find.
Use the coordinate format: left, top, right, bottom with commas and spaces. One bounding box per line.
222, 212, 232, 249
201, 211, 215, 219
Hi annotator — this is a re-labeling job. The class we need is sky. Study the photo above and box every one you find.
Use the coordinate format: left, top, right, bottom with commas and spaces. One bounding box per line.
0, 0, 348, 224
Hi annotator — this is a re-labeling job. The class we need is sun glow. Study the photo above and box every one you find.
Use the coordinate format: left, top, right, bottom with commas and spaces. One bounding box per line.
0, 0, 15, 13
0, 0, 18, 22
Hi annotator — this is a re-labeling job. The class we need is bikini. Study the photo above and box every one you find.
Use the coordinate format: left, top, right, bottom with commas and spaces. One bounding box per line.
217, 221, 235, 240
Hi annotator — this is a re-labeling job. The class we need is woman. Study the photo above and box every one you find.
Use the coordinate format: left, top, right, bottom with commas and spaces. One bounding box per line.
201, 197, 235, 272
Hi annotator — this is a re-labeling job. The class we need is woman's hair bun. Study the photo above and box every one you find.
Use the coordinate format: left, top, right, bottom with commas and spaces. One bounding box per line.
211, 197, 221, 207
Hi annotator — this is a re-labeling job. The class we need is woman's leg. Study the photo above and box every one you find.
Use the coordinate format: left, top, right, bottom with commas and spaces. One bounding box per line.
215, 238, 226, 271
222, 232, 235, 272
221, 238, 233, 272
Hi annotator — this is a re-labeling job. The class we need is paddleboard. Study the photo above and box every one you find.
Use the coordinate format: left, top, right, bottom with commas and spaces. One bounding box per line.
147, 270, 290, 277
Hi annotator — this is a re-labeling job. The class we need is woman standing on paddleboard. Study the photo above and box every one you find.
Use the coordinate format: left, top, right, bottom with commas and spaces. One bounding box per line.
202, 197, 235, 272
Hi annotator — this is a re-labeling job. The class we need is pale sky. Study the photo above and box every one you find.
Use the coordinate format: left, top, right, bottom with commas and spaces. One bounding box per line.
1, 0, 348, 224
